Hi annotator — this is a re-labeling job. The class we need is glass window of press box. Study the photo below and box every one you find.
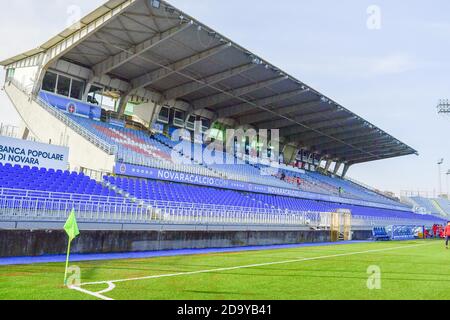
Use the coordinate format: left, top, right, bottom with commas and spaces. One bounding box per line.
41, 71, 85, 101
56, 75, 71, 97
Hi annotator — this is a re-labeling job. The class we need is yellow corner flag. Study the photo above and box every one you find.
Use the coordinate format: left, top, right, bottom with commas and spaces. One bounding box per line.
64, 208, 80, 286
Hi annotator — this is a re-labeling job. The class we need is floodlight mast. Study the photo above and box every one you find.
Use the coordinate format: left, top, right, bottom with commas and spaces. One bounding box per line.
437, 159, 444, 197
447, 170, 450, 199
436, 99, 448, 197
437, 99, 450, 115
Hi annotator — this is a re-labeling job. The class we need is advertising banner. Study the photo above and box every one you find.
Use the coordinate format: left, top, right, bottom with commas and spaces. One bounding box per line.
0, 136, 69, 170
114, 162, 409, 212
39, 91, 102, 121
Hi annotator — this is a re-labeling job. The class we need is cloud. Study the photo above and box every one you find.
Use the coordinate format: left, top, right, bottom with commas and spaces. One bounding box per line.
369, 53, 417, 75
286, 53, 421, 79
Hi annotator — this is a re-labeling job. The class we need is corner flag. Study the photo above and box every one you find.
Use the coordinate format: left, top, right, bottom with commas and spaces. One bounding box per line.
64, 209, 80, 241
64, 209, 80, 285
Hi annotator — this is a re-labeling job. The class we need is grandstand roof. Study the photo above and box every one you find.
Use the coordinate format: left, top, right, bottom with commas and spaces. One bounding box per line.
0, 0, 418, 164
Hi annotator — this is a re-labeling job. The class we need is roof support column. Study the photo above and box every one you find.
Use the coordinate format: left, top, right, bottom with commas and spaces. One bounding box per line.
83, 83, 92, 101
341, 163, 351, 178
324, 159, 332, 172
21, 127, 30, 141
149, 101, 163, 129
31, 54, 50, 97
82, 79, 96, 102
117, 93, 130, 118
333, 161, 343, 175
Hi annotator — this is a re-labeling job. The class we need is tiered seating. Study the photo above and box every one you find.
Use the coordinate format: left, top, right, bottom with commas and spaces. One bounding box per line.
210, 163, 296, 189
248, 191, 436, 221
325, 202, 429, 220
103, 175, 442, 223
68, 116, 219, 177
410, 197, 442, 216
0, 162, 444, 225
435, 198, 450, 215
246, 192, 332, 212
65, 116, 409, 210
154, 133, 178, 148
104, 176, 268, 209
156, 133, 296, 189
0, 163, 116, 196
257, 164, 406, 208
56, 116, 432, 214
306, 172, 402, 206
0, 163, 147, 221
265, 166, 340, 195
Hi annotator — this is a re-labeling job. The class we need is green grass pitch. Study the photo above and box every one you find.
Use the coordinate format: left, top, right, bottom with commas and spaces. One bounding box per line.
1, 240, 449, 300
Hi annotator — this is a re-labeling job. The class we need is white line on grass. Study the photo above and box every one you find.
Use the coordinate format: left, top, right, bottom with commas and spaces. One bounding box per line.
77, 241, 436, 292
69, 285, 115, 301
96, 282, 116, 294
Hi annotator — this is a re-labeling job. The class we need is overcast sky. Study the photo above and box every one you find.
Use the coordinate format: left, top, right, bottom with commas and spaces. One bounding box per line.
0, 0, 449, 196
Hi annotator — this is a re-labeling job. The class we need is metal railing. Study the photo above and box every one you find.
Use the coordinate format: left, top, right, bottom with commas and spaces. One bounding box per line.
118, 153, 221, 178
0, 187, 332, 220
0, 191, 443, 228
351, 215, 439, 228
35, 96, 117, 155
0, 188, 128, 204
0, 196, 152, 224
6, 79, 117, 155
0, 193, 328, 227
0, 123, 20, 138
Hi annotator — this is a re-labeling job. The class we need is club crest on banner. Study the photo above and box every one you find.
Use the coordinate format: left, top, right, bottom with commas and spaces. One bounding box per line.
67, 102, 77, 114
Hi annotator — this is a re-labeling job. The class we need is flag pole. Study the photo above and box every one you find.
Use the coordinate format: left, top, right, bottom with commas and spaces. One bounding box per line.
64, 238, 72, 286
63, 208, 79, 286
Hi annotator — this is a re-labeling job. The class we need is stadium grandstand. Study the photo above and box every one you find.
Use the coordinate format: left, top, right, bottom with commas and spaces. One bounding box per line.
0, 0, 445, 253
402, 191, 450, 218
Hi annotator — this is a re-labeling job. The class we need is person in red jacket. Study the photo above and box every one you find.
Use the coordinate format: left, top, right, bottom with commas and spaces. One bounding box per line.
433, 224, 438, 238
445, 222, 450, 249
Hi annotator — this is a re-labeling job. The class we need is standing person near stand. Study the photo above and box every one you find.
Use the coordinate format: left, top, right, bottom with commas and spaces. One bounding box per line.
444, 222, 450, 249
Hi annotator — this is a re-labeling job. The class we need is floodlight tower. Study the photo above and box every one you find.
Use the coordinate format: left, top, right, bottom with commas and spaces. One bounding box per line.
437, 159, 444, 197
437, 99, 450, 116
447, 170, 450, 199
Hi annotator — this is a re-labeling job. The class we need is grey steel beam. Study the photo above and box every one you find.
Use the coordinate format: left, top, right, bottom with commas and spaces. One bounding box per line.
243, 99, 323, 125
255, 109, 340, 128
322, 139, 397, 154
298, 131, 380, 151
131, 42, 231, 90
279, 116, 356, 136
287, 124, 369, 145
314, 132, 385, 151
330, 143, 406, 159
346, 150, 414, 164
93, 21, 193, 76
163, 63, 258, 100
218, 89, 309, 119
192, 76, 289, 110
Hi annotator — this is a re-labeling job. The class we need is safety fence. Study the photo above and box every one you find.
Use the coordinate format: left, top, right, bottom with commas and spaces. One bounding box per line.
0, 190, 442, 229
0, 194, 327, 227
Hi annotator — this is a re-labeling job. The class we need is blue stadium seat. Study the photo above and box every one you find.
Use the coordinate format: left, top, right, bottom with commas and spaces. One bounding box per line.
0, 164, 118, 198
102, 175, 444, 223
